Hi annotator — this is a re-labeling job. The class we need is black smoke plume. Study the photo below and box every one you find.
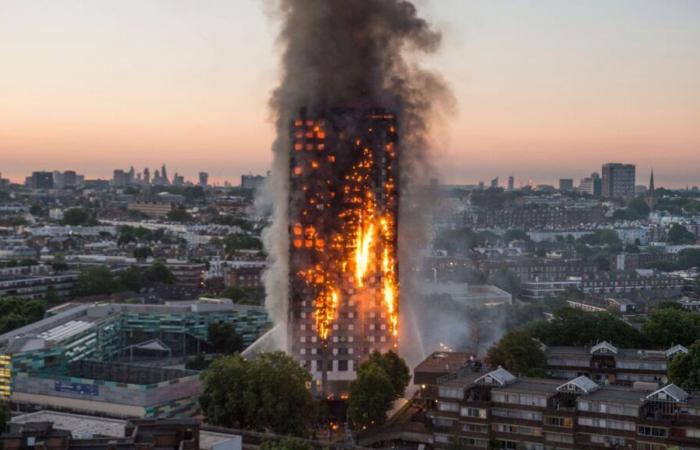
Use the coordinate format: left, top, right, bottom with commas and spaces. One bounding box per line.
260, 0, 453, 361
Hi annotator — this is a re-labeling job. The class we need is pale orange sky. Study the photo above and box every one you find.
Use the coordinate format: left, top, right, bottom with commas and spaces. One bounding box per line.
1, 0, 699, 187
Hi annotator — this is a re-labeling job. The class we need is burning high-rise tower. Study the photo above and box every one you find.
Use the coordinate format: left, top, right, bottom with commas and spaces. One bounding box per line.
289, 108, 399, 395
261, 0, 451, 396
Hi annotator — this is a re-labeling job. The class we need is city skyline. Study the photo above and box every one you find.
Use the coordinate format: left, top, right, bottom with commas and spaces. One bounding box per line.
2, 0, 699, 187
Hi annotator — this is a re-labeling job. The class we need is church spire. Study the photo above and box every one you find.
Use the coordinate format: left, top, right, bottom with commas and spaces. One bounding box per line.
646, 170, 656, 210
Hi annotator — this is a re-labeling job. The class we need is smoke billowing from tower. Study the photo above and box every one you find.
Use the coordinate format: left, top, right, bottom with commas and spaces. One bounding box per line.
260, 0, 451, 392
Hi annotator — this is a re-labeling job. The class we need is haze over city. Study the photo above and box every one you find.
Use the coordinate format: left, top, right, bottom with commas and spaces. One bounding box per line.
2, 0, 699, 187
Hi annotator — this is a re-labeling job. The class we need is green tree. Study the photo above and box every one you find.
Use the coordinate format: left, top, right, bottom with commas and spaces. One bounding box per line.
133, 246, 153, 261
0, 401, 9, 431
491, 269, 522, 297
0, 297, 46, 334
668, 340, 700, 390
667, 223, 696, 245
360, 350, 410, 400
260, 438, 312, 450
220, 286, 263, 305
627, 197, 651, 219
224, 233, 263, 255
641, 307, 700, 348
166, 208, 193, 222
62, 208, 94, 226
44, 286, 61, 305
486, 330, 547, 377
207, 322, 244, 354
73, 266, 122, 296
528, 307, 642, 348
119, 267, 145, 292
29, 204, 44, 216
347, 362, 395, 429
143, 261, 176, 284
200, 352, 315, 436
51, 254, 69, 272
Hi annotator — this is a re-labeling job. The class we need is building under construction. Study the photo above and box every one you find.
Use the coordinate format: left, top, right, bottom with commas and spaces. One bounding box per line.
288, 108, 399, 395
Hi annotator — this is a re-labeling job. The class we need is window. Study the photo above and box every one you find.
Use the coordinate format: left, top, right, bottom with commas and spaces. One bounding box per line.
462, 423, 488, 433
438, 386, 463, 399
638, 426, 667, 438
338, 360, 348, 371
544, 416, 572, 428
545, 432, 574, 444
437, 401, 459, 413
433, 418, 454, 428
460, 407, 487, 418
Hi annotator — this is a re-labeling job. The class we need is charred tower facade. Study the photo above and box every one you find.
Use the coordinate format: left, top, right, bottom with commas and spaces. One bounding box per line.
288, 108, 399, 395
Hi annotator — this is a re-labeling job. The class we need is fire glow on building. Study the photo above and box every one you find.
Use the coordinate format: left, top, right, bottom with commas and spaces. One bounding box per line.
289, 108, 399, 395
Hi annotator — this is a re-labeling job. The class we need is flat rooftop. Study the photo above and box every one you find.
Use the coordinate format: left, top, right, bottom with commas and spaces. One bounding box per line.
414, 352, 473, 375
11, 411, 239, 450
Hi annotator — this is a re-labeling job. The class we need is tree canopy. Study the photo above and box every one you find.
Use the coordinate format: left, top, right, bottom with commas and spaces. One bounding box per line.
0, 297, 45, 334
359, 350, 411, 400
667, 223, 696, 245
199, 352, 315, 437
207, 322, 244, 354
347, 362, 395, 430
668, 340, 700, 390
527, 307, 642, 348
62, 207, 96, 226
486, 330, 547, 377
259, 438, 312, 450
641, 307, 700, 348
73, 266, 122, 297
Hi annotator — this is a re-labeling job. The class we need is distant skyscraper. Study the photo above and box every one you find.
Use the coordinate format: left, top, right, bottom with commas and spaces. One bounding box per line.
28, 172, 54, 190
161, 164, 170, 185
559, 178, 574, 192
578, 172, 602, 197
507, 175, 514, 192
602, 163, 636, 199
198, 172, 209, 187
172, 173, 184, 186
143, 168, 151, 184
241, 173, 266, 190
490, 177, 499, 189
112, 169, 127, 187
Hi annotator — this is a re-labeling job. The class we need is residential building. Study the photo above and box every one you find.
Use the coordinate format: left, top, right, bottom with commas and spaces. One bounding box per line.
545, 341, 682, 386
521, 272, 684, 301
0, 265, 79, 299
602, 163, 636, 199
240, 174, 266, 190
421, 361, 700, 449
8, 412, 242, 450
559, 178, 574, 192
127, 201, 174, 218
224, 261, 265, 289
578, 172, 602, 196
27, 172, 54, 190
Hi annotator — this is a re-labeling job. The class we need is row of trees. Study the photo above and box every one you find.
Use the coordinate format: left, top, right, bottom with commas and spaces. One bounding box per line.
72, 262, 175, 297
199, 350, 410, 437
486, 305, 700, 382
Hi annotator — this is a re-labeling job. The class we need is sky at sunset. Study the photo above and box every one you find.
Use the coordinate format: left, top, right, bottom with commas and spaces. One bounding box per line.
2, 0, 699, 187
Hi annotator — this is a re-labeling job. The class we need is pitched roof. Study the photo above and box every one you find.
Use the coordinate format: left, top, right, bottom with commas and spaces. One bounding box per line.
665, 344, 689, 358
557, 375, 599, 394
647, 384, 689, 403
475, 367, 516, 387
590, 341, 618, 355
